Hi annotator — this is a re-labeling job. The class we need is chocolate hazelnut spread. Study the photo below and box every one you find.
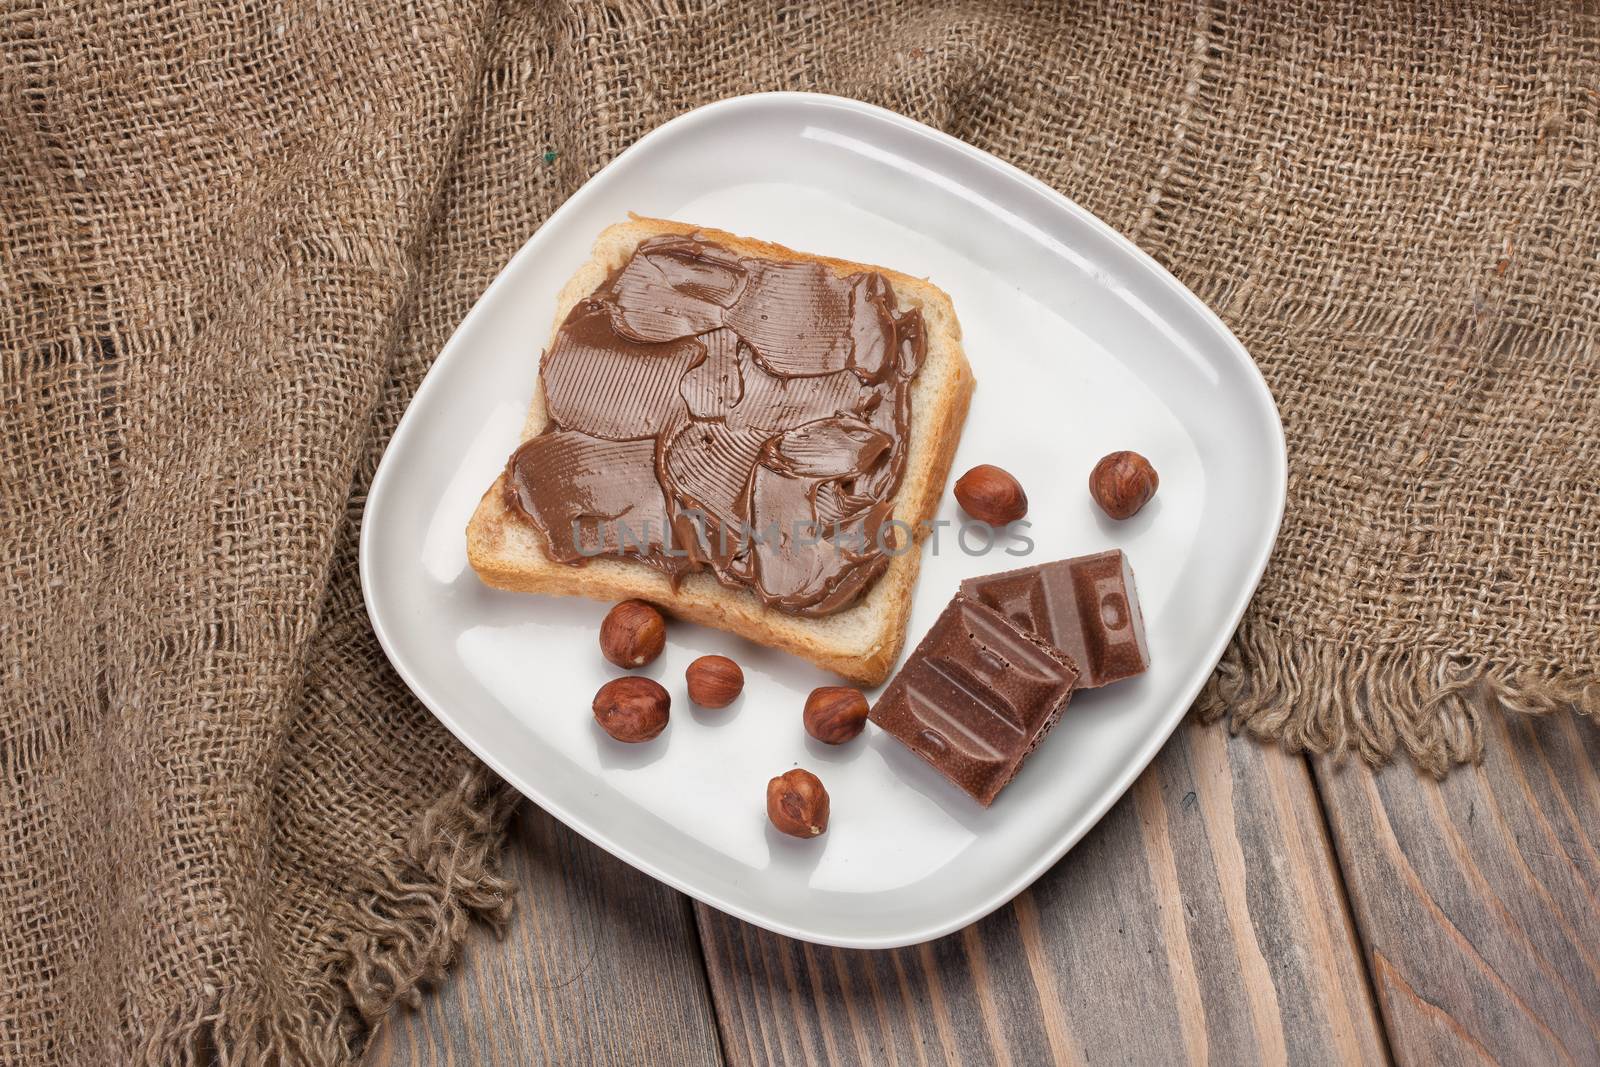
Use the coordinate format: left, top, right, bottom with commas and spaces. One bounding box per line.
504, 234, 926, 617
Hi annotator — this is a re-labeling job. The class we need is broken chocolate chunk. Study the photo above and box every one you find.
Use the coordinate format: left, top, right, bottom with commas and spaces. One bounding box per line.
959, 550, 1150, 689
869, 594, 1080, 806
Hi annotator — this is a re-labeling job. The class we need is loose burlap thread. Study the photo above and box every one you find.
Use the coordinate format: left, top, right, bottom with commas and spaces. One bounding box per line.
3, 1, 1596, 1062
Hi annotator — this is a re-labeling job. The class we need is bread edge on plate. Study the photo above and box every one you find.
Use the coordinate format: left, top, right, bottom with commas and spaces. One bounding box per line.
466, 215, 975, 685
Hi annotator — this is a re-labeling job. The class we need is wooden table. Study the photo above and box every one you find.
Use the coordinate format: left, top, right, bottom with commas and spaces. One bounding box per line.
366, 700, 1600, 1065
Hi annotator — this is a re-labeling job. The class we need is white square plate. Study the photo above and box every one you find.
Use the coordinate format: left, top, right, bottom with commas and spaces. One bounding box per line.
361, 93, 1285, 948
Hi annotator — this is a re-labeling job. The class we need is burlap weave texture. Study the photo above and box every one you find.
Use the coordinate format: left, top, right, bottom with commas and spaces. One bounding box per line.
2, 1, 1596, 1062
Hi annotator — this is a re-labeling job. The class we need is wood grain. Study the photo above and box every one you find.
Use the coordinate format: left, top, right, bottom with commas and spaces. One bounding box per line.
1316, 705, 1600, 1067
695, 719, 1387, 1066
364, 803, 723, 1067
366, 698, 1600, 1066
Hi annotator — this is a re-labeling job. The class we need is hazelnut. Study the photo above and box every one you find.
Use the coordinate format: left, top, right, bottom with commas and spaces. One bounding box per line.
1089, 451, 1159, 519
600, 600, 666, 668
592, 676, 669, 742
686, 655, 744, 708
767, 768, 830, 838
803, 686, 869, 744
954, 464, 1028, 525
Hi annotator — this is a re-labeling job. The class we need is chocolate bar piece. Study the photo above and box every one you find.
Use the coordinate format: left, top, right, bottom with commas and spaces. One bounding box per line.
959, 550, 1149, 688
869, 594, 1079, 806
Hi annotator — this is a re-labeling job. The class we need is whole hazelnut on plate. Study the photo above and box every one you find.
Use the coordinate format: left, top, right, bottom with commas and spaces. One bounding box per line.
954, 464, 1028, 525
767, 768, 830, 838
1089, 451, 1159, 519
600, 600, 666, 668
803, 686, 869, 744
686, 655, 743, 708
592, 676, 670, 742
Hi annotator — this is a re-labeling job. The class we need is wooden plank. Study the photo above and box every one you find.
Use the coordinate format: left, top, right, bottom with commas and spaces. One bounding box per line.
1315, 705, 1600, 1066
696, 719, 1387, 1065
364, 802, 723, 1067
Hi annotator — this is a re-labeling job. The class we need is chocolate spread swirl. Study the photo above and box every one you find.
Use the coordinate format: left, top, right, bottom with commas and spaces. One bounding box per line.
503, 233, 926, 616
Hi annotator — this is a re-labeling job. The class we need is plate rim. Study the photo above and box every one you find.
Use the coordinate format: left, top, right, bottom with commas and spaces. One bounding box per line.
359, 90, 1289, 949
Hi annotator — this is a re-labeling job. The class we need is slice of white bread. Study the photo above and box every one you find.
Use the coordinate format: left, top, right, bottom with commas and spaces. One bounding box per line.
466, 216, 974, 685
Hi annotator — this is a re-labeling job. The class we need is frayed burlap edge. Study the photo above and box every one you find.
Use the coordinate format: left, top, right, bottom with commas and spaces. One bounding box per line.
1197, 618, 1600, 778
132, 767, 518, 1067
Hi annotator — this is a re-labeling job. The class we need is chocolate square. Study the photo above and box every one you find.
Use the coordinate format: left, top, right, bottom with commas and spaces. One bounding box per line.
960, 550, 1149, 688
869, 594, 1080, 806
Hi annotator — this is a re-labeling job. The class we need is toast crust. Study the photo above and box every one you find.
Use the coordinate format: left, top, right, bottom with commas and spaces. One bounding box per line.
467, 216, 974, 685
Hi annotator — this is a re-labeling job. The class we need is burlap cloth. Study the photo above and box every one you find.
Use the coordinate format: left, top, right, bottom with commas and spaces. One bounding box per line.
3, 0, 1597, 1061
